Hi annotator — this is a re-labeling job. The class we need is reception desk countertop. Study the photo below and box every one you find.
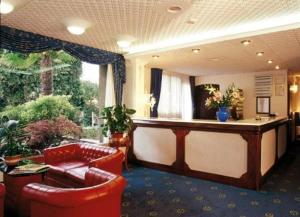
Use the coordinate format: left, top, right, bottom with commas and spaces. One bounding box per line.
132, 116, 288, 132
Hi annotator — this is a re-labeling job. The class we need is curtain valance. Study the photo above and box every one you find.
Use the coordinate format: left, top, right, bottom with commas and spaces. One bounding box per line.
0, 25, 125, 104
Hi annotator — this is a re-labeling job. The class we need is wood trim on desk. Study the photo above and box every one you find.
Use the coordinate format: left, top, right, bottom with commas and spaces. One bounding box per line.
171, 129, 190, 173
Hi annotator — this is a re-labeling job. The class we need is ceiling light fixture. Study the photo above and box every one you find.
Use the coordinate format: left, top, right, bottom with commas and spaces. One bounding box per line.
167, 6, 182, 13
152, 55, 159, 59
290, 84, 298, 93
256, 52, 264, 57
192, 48, 200, 53
0, 1, 14, 14
67, 26, 86, 35
267, 59, 273, 64
241, 40, 251, 46
64, 18, 91, 35
117, 40, 131, 48
275, 65, 280, 70
116, 35, 136, 49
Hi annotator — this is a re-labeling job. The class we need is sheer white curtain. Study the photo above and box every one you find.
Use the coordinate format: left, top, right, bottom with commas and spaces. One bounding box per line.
158, 71, 192, 119
105, 64, 116, 106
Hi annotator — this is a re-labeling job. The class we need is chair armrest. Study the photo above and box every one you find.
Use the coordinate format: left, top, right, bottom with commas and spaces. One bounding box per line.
22, 176, 126, 208
85, 168, 116, 186
89, 150, 124, 175
44, 143, 79, 164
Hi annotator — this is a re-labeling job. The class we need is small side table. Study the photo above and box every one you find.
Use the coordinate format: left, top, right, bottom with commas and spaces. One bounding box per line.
4, 170, 47, 216
109, 136, 131, 170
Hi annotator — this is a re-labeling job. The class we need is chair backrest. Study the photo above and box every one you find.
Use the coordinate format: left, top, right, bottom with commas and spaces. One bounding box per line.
21, 168, 126, 217
44, 143, 80, 164
77, 143, 117, 162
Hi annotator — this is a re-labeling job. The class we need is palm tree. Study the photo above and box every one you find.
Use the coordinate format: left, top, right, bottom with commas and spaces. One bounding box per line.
40, 52, 53, 95
0, 50, 76, 96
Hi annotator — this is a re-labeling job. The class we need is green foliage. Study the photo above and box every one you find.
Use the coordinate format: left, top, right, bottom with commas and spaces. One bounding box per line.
0, 49, 84, 111
25, 116, 82, 150
0, 95, 79, 124
80, 81, 99, 126
53, 58, 85, 109
82, 127, 101, 140
100, 105, 136, 137
0, 117, 31, 156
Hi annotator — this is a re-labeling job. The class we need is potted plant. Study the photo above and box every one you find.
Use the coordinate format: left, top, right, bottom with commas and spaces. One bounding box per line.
0, 116, 31, 166
100, 105, 136, 139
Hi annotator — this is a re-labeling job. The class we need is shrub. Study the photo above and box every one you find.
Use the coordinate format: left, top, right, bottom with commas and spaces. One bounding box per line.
25, 116, 81, 150
82, 127, 101, 140
0, 95, 79, 124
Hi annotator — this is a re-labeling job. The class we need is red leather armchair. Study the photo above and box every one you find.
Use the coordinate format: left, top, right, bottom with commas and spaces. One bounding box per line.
44, 143, 124, 187
0, 183, 5, 217
21, 168, 127, 217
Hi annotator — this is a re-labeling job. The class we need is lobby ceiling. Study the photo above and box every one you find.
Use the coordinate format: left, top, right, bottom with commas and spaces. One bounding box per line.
1, 0, 300, 74
141, 28, 300, 75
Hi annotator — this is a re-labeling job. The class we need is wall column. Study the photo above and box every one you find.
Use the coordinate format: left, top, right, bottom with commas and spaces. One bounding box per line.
98, 65, 107, 142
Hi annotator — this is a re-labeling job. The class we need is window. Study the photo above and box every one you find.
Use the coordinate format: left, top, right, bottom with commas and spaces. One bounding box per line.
158, 71, 192, 119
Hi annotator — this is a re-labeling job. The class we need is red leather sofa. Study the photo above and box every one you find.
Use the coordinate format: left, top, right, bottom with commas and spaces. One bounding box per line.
44, 143, 124, 187
0, 183, 5, 217
21, 168, 127, 217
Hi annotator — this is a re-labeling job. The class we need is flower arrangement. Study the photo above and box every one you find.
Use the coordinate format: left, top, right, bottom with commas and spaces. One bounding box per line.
149, 94, 156, 111
205, 83, 244, 109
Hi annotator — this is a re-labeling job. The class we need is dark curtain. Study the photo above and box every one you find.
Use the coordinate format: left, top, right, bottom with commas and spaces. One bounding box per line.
150, 68, 163, 117
189, 76, 196, 118
0, 26, 125, 105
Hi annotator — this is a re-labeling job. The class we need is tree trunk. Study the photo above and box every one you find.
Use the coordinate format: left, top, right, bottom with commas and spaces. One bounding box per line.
40, 52, 53, 95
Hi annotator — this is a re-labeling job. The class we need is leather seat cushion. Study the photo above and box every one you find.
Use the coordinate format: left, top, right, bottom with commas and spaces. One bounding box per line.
65, 166, 89, 184
49, 161, 87, 174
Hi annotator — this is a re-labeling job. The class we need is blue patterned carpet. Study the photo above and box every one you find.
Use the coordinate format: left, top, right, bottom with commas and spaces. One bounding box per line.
121, 145, 300, 217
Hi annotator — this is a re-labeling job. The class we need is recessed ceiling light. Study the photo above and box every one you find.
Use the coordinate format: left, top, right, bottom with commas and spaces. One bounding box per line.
167, 6, 182, 13
208, 58, 220, 62
0, 1, 14, 14
152, 55, 159, 59
192, 48, 200, 53
241, 40, 251, 46
67, 26, 86, 35
256, 52, 264, 57
186, 18, 198, 24
275, 65, 280, 70
267, 59, 273, 64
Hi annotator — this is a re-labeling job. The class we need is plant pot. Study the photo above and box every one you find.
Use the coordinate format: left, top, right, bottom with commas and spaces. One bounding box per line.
109, 132, 125, 148
5, 154, 22, 166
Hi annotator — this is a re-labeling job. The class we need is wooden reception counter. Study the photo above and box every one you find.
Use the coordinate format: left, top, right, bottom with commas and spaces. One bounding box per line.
129, 117, 288, 190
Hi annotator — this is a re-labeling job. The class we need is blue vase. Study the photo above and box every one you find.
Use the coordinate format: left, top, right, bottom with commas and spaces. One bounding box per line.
216, 107, 229, 122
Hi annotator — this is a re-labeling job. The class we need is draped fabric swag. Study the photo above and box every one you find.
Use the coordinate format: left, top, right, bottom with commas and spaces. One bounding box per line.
150, 68, 163, 117
0, 26, 125, 105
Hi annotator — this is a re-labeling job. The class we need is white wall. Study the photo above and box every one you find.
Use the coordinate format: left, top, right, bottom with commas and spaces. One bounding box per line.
123, 59, 151, 116
196, 70, 288, 119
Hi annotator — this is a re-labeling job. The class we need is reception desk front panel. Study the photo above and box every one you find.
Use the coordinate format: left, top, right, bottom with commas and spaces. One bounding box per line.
130, 117, 288, 190
185, 131, 247, 178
